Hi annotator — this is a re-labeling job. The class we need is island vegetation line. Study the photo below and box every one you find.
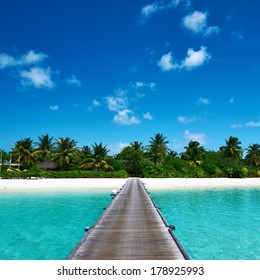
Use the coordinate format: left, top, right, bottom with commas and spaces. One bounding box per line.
1, 133, 260, 179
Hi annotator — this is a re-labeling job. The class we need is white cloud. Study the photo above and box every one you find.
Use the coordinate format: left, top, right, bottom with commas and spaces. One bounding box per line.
204, 26, 220, 36
108, 142, 129, 155
113, 110, 140, 125
140, 0, 191, 22
20, 67, 54, 89
231, 123, 242, 129
246, 121, 260, 127
0, 50, 47, 69
88, 99, 101, 111
143, 112, 153, 120
182, 11, 220, 36
177, 115, 197, 124
66, 75, 81, 87
0, 53, 17, 69
184, 130, 207, 145
49, 105, 59, 111
92, 99, 100, 107
134, 81, 156, 90
157, 52, 177, 71
105, 83, 155, 125
141, 2, 162, 19
182, 46, 211, 70
183, 11, 207, 33
20, 50, 47, 65
197, 97, 210, 105
105, 89, 128, 112
158, 46, 211, 71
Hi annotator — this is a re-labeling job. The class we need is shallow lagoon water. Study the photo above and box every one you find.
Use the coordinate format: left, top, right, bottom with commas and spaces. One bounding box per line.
0, 188, 111, 260
152, 188, 260, 260
0, 186, 260, 259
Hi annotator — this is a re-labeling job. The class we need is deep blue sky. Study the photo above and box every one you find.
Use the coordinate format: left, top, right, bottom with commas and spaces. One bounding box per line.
0, 0, 259, 155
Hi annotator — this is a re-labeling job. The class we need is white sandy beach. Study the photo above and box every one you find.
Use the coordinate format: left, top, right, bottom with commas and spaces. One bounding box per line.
141, 177, 260, 190
0, 177, 260, 191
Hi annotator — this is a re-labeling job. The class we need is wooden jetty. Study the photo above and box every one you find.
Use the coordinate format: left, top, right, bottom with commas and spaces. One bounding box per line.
67, 178, 189, 260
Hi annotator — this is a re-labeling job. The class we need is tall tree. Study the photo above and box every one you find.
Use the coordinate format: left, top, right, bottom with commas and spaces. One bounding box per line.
147, 133, 170, 164
80, 143, 112, 170
181, 141, 205, 165
35, 134, 55, 161
116, 141, 145, 175
12, 138, 37, 169
52, 137, 78, 170
220, 136, 243, 162
245, 143, 260, 166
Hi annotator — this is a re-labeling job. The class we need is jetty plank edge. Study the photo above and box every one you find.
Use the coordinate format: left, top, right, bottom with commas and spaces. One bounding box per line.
67, 178, 189, 260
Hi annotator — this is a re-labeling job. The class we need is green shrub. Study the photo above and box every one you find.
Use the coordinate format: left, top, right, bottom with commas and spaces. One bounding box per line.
143, 164, 172, 178
0, 169, 129, 179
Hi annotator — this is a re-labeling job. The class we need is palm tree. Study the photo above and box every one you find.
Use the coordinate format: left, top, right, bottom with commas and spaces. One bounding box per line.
147, 133, 170, 164
12, 138, 38, 169
220, 136, 243, 162
245, 143, 260, 166
122, 141, 145, 175
35, 134, 55, 161
80, 143, 113, 171
52, 137, 78, 170
181, 141, 205, 165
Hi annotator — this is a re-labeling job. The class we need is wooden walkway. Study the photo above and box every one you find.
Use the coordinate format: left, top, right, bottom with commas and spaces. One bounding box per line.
67, 178, 189, 260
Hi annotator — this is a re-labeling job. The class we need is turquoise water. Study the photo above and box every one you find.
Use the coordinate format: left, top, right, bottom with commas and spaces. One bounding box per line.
152, 188, 260, 260
0, 188, 111, 260
0, 187, 260, 260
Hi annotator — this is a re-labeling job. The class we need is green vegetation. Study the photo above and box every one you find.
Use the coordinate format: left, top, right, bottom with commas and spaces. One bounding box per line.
1, 133, 260, 178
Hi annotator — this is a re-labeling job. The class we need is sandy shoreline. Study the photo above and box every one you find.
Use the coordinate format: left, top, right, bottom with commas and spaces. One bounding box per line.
141, 178, 260, 190
0, 177, 260, 191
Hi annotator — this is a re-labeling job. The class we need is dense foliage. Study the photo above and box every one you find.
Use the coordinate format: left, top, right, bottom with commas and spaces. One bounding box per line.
1, 133, 260, 178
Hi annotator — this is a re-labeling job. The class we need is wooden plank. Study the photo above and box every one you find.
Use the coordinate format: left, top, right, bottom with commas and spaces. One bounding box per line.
67, 178, 189, 260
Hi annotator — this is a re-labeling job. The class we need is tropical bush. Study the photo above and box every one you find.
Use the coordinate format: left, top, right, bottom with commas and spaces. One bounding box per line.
0, 170, 128, 179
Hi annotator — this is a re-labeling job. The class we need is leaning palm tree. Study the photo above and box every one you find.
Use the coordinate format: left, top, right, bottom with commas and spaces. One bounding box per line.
220, 136, 243, 162
245, 143, 260, 166
12, 138, 38, 169
146, 133, 170, 164
181, 141, 205, 165
80, 143, 113, 171
52, 137, 78, 170
35, 134, 55, 161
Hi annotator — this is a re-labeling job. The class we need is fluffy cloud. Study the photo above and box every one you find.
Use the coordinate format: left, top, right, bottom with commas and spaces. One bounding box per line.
66, 75, 81, 87
197, 97, 210, 105
182, 46, 211, 69
246, 121, 260, 127
182, 11, 220, 36
177, 115, 197, 124
0, 50, 47, 69
105, 83, 155, 125
49, 105, 59, 111
105, 89, 128, 112
108, 142, 129, 155
88, 99, 101, 111
158, 46, 211, 71
184, 130, 207, 145
141, 2, 162, 19
134, 81, 156, 90
143, 112, 153, 120
231, 123, 242, 129
140, 0, 191, 22
113, 110, 140, 125
157, 52, 177, 71
20, 67, 54, 89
